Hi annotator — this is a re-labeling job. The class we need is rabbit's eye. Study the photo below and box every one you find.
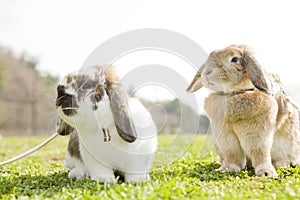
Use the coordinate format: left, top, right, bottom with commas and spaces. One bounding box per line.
230, 57, 239, 63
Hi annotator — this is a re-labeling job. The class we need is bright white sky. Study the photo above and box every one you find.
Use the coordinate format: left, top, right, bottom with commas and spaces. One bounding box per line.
0, 0, 299, 107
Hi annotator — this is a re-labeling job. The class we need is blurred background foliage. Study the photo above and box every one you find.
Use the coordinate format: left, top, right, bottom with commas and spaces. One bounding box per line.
0, 46, 210, 136
0, 47, 58, 136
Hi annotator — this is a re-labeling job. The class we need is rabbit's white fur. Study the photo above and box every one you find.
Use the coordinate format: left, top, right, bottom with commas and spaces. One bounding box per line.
187, 45, 300, 176
57, 65, 157, 183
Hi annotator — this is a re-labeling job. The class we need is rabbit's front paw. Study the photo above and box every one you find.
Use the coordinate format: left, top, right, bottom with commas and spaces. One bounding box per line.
273, 160, 291, 168
125, 173, 150, 183
255, 164, 277, 177
216, 163, 242, 172
90, 173, 115, 183
68, 167, 85, 180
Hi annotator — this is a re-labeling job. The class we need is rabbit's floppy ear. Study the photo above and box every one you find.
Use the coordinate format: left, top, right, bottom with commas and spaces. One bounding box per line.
186, 65, 204, 93
106, 84, 137, 143
241, 49, 272, 94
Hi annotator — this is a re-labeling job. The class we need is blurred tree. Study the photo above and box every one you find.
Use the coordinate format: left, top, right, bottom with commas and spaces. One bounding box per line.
0, 61, 4, 90
0, 49, 57, 135
198, 114, 210, 134
19, 53, 39, 72
144, 98, 206, 134
40, 73, 59, 86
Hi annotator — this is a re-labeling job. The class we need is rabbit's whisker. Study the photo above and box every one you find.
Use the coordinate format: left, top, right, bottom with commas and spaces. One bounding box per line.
61, 107, 76, 110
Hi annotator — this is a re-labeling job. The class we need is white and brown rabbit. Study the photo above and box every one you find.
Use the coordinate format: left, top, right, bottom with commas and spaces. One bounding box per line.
187, 44, 300, 176
56, 65, 157, 183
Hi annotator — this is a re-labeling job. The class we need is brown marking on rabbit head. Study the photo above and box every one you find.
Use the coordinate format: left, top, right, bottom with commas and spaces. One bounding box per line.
56, 71, 108, 115
187, 45, 271, 94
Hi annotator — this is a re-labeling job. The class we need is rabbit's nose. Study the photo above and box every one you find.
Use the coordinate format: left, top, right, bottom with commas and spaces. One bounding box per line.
56, 85, 66, 107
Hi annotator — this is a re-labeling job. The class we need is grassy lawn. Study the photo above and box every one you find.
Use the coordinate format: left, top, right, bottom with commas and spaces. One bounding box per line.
0, 134, 300, 199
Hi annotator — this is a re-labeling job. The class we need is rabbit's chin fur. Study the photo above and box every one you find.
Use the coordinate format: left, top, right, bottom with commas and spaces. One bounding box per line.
188, 45, 300, 177
57, 66, 157, 183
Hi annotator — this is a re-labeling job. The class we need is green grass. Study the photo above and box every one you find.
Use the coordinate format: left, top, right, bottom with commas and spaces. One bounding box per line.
1, 134, 300, 199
